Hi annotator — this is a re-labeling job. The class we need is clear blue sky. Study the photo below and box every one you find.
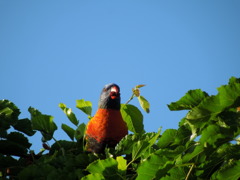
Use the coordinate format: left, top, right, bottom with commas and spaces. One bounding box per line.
1, 1, 240, 152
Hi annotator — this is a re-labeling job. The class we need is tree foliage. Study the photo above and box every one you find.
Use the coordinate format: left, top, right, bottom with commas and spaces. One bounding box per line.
0, 77, 240, 179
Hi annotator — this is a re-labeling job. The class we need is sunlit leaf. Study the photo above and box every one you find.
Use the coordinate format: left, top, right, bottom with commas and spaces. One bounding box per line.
121, 104, 144, 134
138, 95, 150, 113
115, 134, 139, 155
81, 173, 105, 180
157, 129, 178, 148
86, 158, 120, 179
0, 100, 20, 131
132, 140, 150, 161
76, 99, 92, 116
136, 154, 173, 180
59, 103, 79, 126
116, 156, 127, 171
168, 89, 209, 111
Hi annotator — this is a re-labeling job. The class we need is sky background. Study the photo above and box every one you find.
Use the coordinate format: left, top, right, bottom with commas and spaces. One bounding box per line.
1, 1, 240, 152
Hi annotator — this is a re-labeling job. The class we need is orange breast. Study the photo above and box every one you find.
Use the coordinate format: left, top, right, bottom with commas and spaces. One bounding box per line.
85, 109, 128, 143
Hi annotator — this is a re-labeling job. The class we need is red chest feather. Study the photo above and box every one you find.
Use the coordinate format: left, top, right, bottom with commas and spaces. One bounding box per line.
86, 109, 128, 143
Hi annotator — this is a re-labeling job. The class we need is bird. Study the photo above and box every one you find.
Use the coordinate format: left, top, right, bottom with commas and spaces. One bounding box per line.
85, 83, 128, 153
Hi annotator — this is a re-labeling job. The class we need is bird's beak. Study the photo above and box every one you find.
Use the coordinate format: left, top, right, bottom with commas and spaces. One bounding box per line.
110, 86, 119, 99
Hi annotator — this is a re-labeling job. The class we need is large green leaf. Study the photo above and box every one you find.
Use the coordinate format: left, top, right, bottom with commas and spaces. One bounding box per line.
13, 118, 36, 136
200, 124, 226, 147
182, 145, 204, 163
136, 154, 173, 180
59, 103, 79, 126
217, 77, 240, 108
212, 160, 240, 180
86, 158, 121, 179
76, 99, 92, 117
168, 89, 209, 111
0, 132, 31, 156
0, 99, 20, 119
7, 132, 31, 149
0, 100, 20, 134
120, 104, 144, 134
161, 166, 187, 180
81, 173, 105, 180
61, 123, 75, 141
115, 134, 140, 155
186, 77, 240, 128
29, 107, 57, 141
131, 131, 160, 163
115, 132, 160, 156
157, 129, 178, 148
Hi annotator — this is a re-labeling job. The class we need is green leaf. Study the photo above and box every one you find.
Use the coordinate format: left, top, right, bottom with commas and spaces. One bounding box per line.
49, 140, 78, 154
138, 95, 150, 113
86, 158, 120, 179
0, 132, 31, 156
0, 100, 20, 132
136, 154, 173, 180
13, 118, 36, 136
120, 104, 144, 134
75, 123, 86, 141
182, 145, 204, 163
29, 107, 57, 141
0, 154, 18, 168
186, 77, 240, 128
18, 164, 56, 180
7, 132, 31, 149
0, 107, 14, 117
200, 124, 227, 147
59, 103, 79, 126
61, 124, 75, 141
115, 134, 140, 155
76, 99, 92, 116
132, 140, 150, 161
0, 99, 20, 118
168, 89, 209, 111
115, 132, 159, 156
81, 173, 105, 180
116, 156, 127, 171
161, 166, 187, 180
0, 140, 28, 157
157, 129, 178, 148
213, 160, 240, 180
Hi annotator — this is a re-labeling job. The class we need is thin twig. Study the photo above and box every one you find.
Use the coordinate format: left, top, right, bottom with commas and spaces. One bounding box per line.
125, 94, 135, 104
185, 163, 195, 180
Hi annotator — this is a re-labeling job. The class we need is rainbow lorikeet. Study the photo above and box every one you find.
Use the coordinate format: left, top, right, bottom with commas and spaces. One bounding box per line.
85, 83, 128, 153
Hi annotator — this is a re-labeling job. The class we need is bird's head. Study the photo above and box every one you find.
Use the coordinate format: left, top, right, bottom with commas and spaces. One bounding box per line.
98, 83, 121, 110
